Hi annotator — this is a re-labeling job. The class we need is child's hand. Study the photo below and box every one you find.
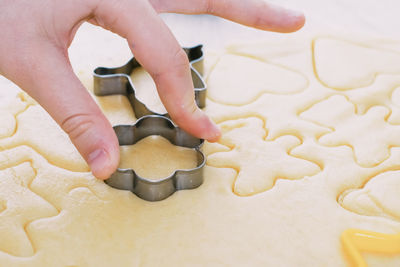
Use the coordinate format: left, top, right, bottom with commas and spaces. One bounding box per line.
0, 0, 304, 179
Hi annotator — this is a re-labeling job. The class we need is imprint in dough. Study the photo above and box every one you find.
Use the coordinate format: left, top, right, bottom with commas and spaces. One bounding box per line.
313, 37, 400, 89
0, 94, 29, 139
0, 199, 6, 213
339, 170, 400, 221
341, 75, 400, 115
301, 95, 400, 167
119, 135, 198, 180
0, 163, 58, 257
207, 54, 308, 105
0, 105, 88, 172
391, 86, 400, 107
207, 117, 321, 196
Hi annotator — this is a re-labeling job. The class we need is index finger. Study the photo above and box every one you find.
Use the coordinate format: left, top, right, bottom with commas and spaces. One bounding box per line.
92, 0, 221, 141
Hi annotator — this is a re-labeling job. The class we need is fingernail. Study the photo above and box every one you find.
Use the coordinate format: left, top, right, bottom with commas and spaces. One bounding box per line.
88, 148, 109, 179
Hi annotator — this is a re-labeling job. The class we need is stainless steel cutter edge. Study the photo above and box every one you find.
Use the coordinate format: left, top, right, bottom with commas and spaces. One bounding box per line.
105, 115, 205, 202
93, 45, 206, 118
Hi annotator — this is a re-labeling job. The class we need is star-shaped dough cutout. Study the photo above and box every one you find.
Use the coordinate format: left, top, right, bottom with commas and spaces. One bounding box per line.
301, 95, 400, 167
207, 117, 321, 196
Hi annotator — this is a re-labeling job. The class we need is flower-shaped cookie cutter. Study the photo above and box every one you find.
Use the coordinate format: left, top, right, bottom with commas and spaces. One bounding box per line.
93, 45, 206, 118
92, 45, 207, 201
106, 115, 205, 201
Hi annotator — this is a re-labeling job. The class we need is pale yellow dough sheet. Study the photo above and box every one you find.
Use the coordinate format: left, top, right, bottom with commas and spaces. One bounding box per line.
0, 25, 400, 267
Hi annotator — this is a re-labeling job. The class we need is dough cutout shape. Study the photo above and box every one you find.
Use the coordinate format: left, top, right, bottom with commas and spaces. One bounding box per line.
313, 37, 400, 89
391, 86, 400, 107
0, 104, 88, 172
207, 117, 321, 196
339, 170, 400, 221
340, 75, 400, 114
0, 93, 30, 139
291, 139, 400, 198
331, 74, 400, 126
204, 89, 331, 142
0, 162, 58, 257
301, 95, 400, 167
207, 54, 308, 105
0, 145, 111, 260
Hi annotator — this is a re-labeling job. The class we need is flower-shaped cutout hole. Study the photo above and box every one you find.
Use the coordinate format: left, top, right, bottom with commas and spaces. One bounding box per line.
119, 135, 199, 180
105, 115, 205, 202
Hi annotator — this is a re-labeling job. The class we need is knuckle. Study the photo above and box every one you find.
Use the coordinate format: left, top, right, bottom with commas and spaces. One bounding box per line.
61, 113, 96, 141
93, 0, 124, 31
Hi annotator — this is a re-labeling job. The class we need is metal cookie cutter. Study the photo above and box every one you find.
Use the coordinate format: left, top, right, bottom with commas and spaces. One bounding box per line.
92, 45, 207, 201
93, 45, 206, 118
106, 115, 205, 202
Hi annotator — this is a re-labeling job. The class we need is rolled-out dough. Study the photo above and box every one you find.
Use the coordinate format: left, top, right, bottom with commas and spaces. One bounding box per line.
0, 25, 399, 267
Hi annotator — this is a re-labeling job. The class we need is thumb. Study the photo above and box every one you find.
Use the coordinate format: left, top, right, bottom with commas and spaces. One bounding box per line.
4, 42, 119, 179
